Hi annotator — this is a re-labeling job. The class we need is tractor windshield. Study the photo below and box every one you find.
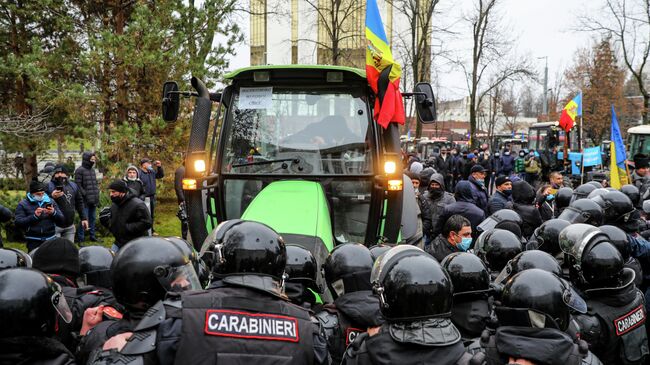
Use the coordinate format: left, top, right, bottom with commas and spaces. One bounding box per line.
222, 88, 373, 176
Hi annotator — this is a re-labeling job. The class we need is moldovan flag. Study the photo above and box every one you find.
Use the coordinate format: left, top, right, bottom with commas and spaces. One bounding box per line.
558, 93, 582, 132
610, 106, 629, 189
365, 0, 405, 128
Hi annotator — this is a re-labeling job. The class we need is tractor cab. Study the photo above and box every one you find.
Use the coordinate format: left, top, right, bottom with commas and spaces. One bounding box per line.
162, 65, 436, 263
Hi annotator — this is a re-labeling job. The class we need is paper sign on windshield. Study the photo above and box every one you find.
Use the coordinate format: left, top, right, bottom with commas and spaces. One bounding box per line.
239, 87, 273, 109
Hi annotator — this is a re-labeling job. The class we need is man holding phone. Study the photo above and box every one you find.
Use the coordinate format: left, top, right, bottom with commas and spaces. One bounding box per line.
48, 165, 88, 242
15, 180, 65, 251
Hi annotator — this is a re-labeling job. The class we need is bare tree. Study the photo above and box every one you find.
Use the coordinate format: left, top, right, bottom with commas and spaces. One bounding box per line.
580, 0, 650, 124
0, 109, 59, 138
455, 0, 533, 148
389, 0, 448, 138
300, 0, 365, 66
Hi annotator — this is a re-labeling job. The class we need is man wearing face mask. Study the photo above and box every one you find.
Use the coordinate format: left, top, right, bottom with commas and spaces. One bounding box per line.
425, 173, 456, 247
15, 180, 65, 251
468, 165, 489, 214
498, 149, 515, 177
488, 176, 513, 214
99, 180, 151, 252
47, 166, 87, 242
139, 158, 164, 234
427, 215, 473, 262
75, 151, 100, 243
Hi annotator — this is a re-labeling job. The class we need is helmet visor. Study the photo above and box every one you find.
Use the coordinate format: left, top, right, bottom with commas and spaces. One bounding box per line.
51, 283, 73, 323
477, 216, 498, 233
494, 260, 514, 285
155, 263, 202, 292
557, 207, 586, 224
561, 279, 587, 313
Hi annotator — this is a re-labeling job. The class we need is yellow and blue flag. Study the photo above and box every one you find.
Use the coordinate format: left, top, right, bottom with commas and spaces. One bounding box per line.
365, 0, 404, 128
610, 105, 629, 189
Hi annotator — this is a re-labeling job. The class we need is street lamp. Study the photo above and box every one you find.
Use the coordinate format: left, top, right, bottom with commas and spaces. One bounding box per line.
537, 56, 549, 116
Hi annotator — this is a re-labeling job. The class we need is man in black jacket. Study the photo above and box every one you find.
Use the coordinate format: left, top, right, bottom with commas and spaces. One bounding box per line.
435, 147, 454, 192
99, 180, 151, 252
75, 152, 100, 243
138, 158, 164, 234
48, 166, 87, 242
488, 176, 513, 214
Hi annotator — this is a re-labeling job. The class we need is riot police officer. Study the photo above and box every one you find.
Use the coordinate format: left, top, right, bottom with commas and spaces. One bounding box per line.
0, 268, 76, 364
560, 224, 649, 364
368, 243, 393, 262
590, 190, 636, 226
527, 218, 571, 257
621, 184, 642, 209
556, 187, 574, 216
343, 245, 479, 364
493, 250, 562, 286
285, 244, 323, 311
571, 183, 598, 204
477, 209, 524, 239
441, 252, 494, 343
79, 245, 114, 289
474, 228, 523, 278
81, 236, 201, 364
315, 243, 383, 364
600, 225, 644, 288
0, 247, 30, 271
557, 198, 605, 226
480, 269, 601, 365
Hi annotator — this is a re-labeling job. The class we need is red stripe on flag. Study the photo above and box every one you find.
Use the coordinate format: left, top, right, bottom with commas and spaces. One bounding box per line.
558, 109, 574, 132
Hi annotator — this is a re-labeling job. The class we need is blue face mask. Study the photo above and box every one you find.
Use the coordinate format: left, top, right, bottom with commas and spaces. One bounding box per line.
546, 194, 555, 201
458, 237, 472, 251
476, 179, 485, 186
33, 194, 44, 202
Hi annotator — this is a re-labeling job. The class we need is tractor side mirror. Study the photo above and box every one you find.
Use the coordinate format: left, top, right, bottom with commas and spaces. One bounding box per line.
414, 82, 437, 124
162, 81, 180, 122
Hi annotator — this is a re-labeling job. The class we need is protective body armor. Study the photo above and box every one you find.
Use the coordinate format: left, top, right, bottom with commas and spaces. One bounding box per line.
581, 285, 649, 365
174, 285, 314, 365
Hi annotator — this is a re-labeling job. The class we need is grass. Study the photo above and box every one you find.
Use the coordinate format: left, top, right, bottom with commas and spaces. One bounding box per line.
3, 198, 182, 252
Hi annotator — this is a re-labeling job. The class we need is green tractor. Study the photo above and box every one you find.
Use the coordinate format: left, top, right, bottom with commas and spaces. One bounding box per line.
162, 65, 436, 265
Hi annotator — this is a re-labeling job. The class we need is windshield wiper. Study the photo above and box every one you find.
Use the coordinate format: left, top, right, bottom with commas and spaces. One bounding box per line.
231, 157, 299, 168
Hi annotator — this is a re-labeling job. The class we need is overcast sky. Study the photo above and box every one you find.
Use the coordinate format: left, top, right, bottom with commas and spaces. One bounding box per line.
222, 0, 605, 100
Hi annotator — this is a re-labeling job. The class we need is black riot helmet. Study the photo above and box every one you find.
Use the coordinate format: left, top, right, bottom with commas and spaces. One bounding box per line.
495, 250, 561, 285
0, 268, 73, 337
534, 219, 571, 256
112, 236, 201, 313
621, 184, 641, 207
474, 229, 523, 273
323, 243, 373, 299
556, 187, 573, 211
498, 269, 587, 331
372, 246, 455, 324
587, 181, 603, 189
441, 252, 490, 297
285, 245, 318, 287
587, 188, 608, 200
559, 224, 624, 288
205, 220, 287, 281
599, 225, 631, 260
0, 248, 30, 271
571, 184, 597, 204
78, 246, 114, 288
477, 209, 523, 234
165, 236, 209, 288
558, 198, 604, 226
369, 243, 394, 262
591, 190, 636, 225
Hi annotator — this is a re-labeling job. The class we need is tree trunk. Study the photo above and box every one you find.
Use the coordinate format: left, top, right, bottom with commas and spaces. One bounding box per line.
115, 2, 128, 123
644, 95, 649, 125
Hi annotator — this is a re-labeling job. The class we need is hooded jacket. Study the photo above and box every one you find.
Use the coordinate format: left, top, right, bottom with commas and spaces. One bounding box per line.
122, 165, 146, 200
74, 152, 99, 205
15, 193, 65, 243
424, 173, 456, 239
433, 181, 485, 238
102, 190, 152, 247
468, 175, 489, 213
512, 180, 542, 239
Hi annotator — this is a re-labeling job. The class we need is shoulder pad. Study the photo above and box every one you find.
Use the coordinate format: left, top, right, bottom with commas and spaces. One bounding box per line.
133, 300, 166, 331
573, 314, 603, 347
314, 310, 339, 330
120, 329, 157, 356
88, 349, 145, 365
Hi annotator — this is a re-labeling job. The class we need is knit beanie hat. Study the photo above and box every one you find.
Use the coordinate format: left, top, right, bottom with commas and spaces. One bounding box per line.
108, 179, 128, 193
